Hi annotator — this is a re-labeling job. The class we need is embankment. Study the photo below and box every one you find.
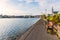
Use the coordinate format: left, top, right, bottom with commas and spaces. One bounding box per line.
18, 19, 45, 40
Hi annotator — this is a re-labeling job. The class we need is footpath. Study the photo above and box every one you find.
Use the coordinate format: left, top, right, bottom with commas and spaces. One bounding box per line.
18, 19, 59, 40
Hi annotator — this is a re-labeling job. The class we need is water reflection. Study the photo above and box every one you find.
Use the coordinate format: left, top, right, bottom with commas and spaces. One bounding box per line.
0, 18, 39, 40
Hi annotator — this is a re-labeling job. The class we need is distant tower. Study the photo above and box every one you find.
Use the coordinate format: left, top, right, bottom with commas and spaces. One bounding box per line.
52, 7, 54, 14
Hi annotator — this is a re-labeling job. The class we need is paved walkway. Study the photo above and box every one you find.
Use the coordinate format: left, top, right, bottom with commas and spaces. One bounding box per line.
19, 19, 60, 40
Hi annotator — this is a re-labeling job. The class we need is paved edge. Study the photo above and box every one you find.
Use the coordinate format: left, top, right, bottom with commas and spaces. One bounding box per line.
18, 19, 45, 40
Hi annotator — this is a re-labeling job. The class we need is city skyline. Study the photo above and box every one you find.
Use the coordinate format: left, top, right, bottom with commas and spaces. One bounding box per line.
0, 0, 60, 15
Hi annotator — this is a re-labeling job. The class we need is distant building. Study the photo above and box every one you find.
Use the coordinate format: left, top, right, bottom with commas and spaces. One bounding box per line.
53, 11, 59, 14
0, 15, 2, 18
52, 7, 59, 14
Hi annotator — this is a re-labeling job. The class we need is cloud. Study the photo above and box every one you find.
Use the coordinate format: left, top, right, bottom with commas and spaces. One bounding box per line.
0, 0, 60, 15
47, 1, 60, 11
35, 0, 47, 6
0, 0, 43, 15
25, 0, 47, 7
0, 0, 28, 15
26, 0, 33, 3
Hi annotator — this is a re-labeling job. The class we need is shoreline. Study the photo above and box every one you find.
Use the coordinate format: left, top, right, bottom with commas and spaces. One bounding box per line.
17, 19, 44, 40
18, 19, 59, 40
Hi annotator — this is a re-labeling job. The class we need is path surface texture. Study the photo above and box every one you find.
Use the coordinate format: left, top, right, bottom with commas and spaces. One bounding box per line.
19, 19, 60, 40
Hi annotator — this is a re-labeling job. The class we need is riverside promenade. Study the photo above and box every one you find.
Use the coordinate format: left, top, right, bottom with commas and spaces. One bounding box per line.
18, 19, 59, 40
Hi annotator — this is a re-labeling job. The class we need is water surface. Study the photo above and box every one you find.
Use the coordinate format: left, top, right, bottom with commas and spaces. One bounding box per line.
0, 18, 39, 40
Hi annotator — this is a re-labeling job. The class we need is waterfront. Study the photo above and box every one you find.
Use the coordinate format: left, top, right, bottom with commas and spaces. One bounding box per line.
0, 18, 39, 40
19, 19, 60, 40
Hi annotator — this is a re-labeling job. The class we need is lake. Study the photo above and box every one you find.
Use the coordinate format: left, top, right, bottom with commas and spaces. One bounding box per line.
0, 18, 39, 40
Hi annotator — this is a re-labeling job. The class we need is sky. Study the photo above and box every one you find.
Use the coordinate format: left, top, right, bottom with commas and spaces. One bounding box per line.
0, 0, 60, 15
